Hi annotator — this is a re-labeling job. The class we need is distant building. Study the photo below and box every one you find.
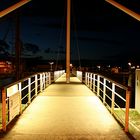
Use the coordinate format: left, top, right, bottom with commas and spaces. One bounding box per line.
111, 67, 119, 73
0, 61, 14, 74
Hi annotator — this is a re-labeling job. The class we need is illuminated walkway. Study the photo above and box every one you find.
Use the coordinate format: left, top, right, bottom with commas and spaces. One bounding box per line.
0, 74, 130, 140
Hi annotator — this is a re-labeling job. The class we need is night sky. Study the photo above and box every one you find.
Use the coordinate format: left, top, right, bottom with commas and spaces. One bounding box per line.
0, 0, 140, 65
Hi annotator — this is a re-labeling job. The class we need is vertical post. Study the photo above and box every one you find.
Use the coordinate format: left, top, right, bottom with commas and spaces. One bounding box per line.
35, 75, 38, 96
43, 73, 45, 89
2, 88, 6, 132
49, 72, 51, 85
97, 75, 100, 96
88, 73, 90, 87
111, 83, 115, 114
18, 82, 22, 114
125, 88, 131, 132
40, 74, 42, 92
103, 78, 106, 104
28, 78, 31, 104
87, 73, 88, 86
44, 73, 46, 88
66, 0, 71, 83
42, 73, 44, 90
81, 71, 83, 82
45, 73, 48, 86
93, 74, 95, 92
90, 73, 92, 89
85, 72, 87, 85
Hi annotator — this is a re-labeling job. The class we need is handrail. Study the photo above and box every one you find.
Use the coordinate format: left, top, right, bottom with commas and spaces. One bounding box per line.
1, 70, 65, 131
85, 72, 131, 132
54, 70, 65, 81
76, 71, 82, 82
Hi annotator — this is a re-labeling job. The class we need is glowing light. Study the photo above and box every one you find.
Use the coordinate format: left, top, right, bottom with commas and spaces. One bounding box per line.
97, 66, 101, 69
0, 0, 31, 18
128, 62, 131, 66
105, 0, 140, 21
49, 62, 54, 65
70, 64, 73, 67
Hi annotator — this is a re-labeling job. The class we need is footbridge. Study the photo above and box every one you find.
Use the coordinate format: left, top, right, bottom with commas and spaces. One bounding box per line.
0, 70, 139, 140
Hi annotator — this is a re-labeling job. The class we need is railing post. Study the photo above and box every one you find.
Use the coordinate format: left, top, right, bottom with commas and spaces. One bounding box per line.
40, 74, 42, 92
111, 83, 115, 114
42, 73, 45, 90
28, 78, 31, 104
85, 72, 87, 85
46, 73, 48, 86
46, 73, 49, 86
44, 73, 47, 88
2, 88, 6, 132
87, 73, 88, 86
88, 73, 90, 87
90, 73, 92, 89
97, 75, 100, 96
103, 78, 106, 104
49, 72, 51, 85
80, 71, 82, 82
45, 73, 46, 87
18, 82, 22, 114
93, 74, 95, 92
86, 73, 88, 86
35, 75, 38, 96
44, 73, 46, 88
125, 88, 131, 132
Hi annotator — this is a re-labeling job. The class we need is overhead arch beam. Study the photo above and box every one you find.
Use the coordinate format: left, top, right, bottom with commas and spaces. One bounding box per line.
0, 0, 31, 18
105, 0, 140, 21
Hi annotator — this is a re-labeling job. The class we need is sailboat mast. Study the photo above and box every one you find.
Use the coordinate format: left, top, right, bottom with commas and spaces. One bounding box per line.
66, 0, 71, 83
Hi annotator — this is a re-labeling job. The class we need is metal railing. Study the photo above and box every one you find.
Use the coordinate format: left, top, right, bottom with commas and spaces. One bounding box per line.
1, 70, 65, 131
76, 71, 82, 82
54, 70, 65, 81
85, 72, 131, 132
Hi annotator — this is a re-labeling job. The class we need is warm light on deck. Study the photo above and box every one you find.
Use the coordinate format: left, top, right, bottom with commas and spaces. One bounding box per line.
105, 0, 140, 21
0, 0, 31, 18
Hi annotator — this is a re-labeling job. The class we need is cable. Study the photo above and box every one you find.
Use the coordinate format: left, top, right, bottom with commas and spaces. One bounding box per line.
71, 0, 81, 70
55, 1, 67, 70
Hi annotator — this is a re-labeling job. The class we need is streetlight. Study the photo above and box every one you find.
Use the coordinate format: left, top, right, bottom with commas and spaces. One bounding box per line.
49, 62, 54, 71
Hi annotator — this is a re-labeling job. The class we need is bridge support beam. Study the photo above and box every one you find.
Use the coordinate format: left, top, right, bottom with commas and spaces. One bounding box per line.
2, 88, 6, 132
125, 89, 131, 132
66, 0, 71, 83
105, 0, 140, 21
